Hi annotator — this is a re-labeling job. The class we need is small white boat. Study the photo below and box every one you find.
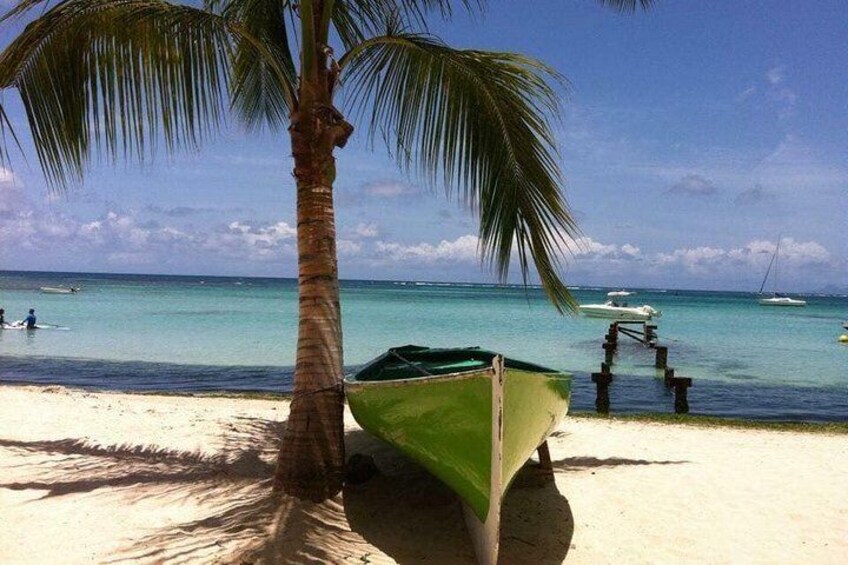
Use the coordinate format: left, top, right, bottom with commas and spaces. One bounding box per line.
757, 237, 805, 307
579, 291, 661, 321
758, 296, 806, 307
40, 286, 79, 294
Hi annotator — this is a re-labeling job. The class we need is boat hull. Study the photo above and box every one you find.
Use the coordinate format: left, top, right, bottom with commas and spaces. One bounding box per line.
39, 286, 76, 294
758, 297, 806, 307
345, 366, 570, 519
578, 304, 655, 320
345, 357, 570, 563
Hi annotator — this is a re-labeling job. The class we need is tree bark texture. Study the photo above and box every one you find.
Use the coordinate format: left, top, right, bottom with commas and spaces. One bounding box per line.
274, 22, 353, 499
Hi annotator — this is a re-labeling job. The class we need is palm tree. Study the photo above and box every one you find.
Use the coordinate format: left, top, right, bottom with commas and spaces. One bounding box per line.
0, 0, 651, 501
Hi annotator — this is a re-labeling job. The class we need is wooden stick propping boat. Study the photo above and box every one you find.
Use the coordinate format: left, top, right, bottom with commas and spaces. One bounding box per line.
344, 345, 571, 564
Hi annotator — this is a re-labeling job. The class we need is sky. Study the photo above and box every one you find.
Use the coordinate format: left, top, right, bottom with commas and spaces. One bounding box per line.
0, 1, 845, 292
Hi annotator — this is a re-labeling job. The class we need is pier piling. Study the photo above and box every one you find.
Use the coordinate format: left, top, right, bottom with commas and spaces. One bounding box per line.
646, 324, 658, 347
591, 370, 614, 414
606, 324, 619, 344
602, 342, 616, 365
655, 346, 669, 369
594, 324, 695, 415
671, 377, 692, 414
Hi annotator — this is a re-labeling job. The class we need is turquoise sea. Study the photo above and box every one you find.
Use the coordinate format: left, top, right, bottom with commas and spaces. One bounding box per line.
1, 271, 846, 421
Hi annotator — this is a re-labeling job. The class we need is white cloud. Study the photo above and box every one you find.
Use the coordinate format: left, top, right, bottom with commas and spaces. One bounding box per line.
205, 220, 297, 260
766, 66, 784, 85
0, 171, 28, 216
0, 166, 16, 184
656, 238, 832, 273
0, 196, 303, 268
564, 236, 632, 259
620, 244, 640, 256
656, 246, 726, 272
354, 222, 379, 238
337, 239, 362, 256
375, 234, 480, 264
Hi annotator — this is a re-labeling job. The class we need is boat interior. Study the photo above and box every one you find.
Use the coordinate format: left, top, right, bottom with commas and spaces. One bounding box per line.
353, 345, 557, 382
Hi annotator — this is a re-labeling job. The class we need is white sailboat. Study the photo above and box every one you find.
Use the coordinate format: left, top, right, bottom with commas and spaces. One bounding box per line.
758, 238, 806, 307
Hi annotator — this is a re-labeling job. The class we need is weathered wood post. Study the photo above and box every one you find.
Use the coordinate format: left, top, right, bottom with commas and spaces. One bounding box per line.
591, 367, 614, 414
672, 377, 692, 414
607, 323, 618, 344
536, 440, 554, 479
646, 324, 657, 347
655, 345, 668, 369
663, 367, 675, 387
602, 342, 616, 365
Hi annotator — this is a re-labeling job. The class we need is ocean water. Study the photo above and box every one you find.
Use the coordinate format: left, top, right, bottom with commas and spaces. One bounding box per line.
1, 271, 846, 421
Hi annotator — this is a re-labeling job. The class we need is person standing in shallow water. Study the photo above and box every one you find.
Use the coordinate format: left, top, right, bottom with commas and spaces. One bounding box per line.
0, 308, 5, 326
23, 308, 36, 329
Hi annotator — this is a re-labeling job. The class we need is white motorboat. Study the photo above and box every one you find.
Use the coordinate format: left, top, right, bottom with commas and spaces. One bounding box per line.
40, 286, 79, 294
579, 291, 661, 321
757, 237, 805, 307
758, 296, 806, 307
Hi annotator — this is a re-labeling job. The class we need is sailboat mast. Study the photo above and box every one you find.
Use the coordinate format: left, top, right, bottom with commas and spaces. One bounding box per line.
758, 239, 778, 294
758, 236, 782, 295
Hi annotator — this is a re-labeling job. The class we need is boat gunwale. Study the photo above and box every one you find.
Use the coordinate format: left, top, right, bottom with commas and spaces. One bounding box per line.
344, 364, 569, 388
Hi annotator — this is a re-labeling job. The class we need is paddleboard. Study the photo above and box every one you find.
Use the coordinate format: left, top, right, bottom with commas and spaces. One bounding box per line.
0, 323, 69, 331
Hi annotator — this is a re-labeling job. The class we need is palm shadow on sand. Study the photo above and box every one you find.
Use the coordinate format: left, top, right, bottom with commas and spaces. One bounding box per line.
2, 416, 685, 563
0, 416, 286, 563
249, 430, 575, 564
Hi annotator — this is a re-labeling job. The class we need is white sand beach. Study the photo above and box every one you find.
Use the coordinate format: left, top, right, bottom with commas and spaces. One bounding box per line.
0, 385, 845, 564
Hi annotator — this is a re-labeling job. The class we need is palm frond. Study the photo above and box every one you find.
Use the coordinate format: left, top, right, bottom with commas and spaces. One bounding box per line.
331, 0, 485, 50
0, 0, 53, 23
341, 32, 577, 312
0, 100, 24, 167
0, 0, 235, 187
223, 0, 297, 131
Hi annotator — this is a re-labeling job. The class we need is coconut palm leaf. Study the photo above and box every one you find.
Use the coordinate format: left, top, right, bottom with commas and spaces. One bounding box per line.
340, 31, 578, 311
0, 101, 23, 167
331, 0, 484, 50
223, 0, 297, 131
0, 0, 238, 186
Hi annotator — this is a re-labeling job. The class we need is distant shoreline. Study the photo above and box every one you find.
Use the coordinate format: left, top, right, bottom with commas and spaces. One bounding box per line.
2, 268, 844, 296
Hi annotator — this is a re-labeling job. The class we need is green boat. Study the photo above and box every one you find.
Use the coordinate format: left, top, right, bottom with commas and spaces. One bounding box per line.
344, 345, 571, 564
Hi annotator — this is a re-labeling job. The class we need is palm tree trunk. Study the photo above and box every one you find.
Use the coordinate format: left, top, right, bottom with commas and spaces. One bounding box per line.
273, 68, 353, 499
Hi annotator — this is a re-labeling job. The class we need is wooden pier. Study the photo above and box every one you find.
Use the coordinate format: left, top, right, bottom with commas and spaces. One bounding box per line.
592, 322, 693, 415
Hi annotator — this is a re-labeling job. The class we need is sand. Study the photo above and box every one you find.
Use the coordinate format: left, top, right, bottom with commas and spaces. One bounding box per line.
0, 385, 845, 564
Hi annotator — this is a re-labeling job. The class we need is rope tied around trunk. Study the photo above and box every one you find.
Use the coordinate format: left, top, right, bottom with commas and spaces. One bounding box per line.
290, 382, 344, 401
